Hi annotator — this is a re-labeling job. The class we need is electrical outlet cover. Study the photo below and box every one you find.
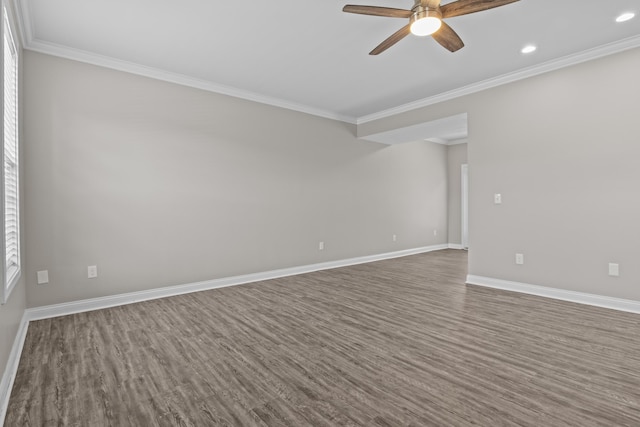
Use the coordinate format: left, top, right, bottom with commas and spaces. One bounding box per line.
88, 265, 98, 279
37, 270, 49, 285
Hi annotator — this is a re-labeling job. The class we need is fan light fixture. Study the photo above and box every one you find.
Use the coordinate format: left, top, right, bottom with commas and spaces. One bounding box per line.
410, 7, 442, 36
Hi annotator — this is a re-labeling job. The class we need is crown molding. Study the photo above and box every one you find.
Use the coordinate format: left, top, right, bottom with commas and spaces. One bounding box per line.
17, 19, 357, 124
15, 0, 640, 128
356, 34, 640, 125
12, 0, 32, 48
14, 0, 358, 124
24, 39, 357, 124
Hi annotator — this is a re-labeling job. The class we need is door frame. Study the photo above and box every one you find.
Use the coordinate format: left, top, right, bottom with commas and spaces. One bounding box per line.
461, 164, 469, 249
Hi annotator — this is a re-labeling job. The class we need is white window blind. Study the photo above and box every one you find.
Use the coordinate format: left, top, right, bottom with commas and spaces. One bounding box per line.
3, 5, 19, 301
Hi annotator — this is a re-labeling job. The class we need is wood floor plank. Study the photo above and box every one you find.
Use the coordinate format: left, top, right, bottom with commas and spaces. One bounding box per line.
6, 249, 640, 426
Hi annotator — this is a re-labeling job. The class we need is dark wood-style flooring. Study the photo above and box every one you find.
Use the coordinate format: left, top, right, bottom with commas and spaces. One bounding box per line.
6, 250, 640, 426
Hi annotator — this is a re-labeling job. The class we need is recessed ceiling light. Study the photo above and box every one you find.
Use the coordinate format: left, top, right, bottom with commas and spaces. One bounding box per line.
616, 12, 635, 23
521, 45, 537, 54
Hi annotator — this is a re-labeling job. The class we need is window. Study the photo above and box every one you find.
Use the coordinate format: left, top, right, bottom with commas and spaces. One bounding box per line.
2, 4, 19, 304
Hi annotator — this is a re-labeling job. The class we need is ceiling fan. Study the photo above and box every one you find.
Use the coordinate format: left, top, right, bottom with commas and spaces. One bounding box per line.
342, 0, 520, 55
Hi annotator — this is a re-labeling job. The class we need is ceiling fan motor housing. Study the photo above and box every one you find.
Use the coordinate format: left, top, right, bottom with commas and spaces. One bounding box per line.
412, 5, 442, 20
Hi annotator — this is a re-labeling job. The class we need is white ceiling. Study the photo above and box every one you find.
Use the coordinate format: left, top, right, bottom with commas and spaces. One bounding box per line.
16, 0, 640, 123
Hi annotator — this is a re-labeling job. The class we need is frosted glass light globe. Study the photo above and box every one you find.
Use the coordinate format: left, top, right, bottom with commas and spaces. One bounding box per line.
410, 16, 442, 36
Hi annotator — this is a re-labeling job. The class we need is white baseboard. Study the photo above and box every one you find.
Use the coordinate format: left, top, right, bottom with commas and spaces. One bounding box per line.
466, 275, 640, 315
0, 312, 29, 426
25, 244, 449, 322
448, 244, 465, 250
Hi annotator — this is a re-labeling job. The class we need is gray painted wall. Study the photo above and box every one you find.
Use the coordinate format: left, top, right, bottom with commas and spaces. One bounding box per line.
23, 52, 449, 308
361, 47, 640, 301
447, 143, 467, 246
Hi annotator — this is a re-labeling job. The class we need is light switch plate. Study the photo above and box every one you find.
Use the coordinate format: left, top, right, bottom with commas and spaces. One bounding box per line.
494, 193, 502, 204
609, 263, 619, 277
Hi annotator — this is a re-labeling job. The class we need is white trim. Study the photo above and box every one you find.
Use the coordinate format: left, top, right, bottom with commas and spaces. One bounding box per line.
448, 244, 464, 250
466, 275, 640, 315
14, 0, 640, 127
10, 0, 30, 47
21, 38, 357, 125
25, 244, 448, 321
14, 0, 355, 124
0, 311, 28, 426
461, 163, 468, 250
356, 34, 640, 125
2, 0, 21, 305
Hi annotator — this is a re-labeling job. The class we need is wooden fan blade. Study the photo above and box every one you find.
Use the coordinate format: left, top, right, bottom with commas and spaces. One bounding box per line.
342, 5, 412, 18
370, 24, 411, 55
441, 0, 519, 19
432, 21, 464, 52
